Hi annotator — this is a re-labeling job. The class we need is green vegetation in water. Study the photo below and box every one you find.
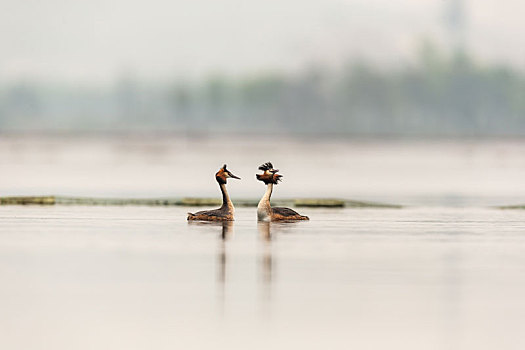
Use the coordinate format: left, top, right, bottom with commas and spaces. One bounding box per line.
498, 205, 525, 210
0, 196, 56, 205
0, 196, 401, 208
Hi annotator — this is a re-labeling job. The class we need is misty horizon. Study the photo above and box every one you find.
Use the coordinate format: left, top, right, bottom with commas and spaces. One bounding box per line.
2, 0, 525, 84
1, 42, 525, 136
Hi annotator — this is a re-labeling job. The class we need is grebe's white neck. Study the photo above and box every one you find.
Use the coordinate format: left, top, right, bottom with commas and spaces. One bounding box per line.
220, 183, 234, 213
257, 183, 273, 221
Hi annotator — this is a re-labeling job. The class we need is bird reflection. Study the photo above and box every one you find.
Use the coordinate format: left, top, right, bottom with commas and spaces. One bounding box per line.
218, 221, 233, 285
189, 220, 281, 314
258, 221, 273, 301
187, 220, 233, 314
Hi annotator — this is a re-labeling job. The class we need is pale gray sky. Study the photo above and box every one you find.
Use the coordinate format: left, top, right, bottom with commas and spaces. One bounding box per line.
1, 0, 524, 84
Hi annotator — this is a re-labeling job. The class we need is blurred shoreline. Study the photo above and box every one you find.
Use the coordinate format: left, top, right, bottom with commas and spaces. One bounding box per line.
2, 46, 525, 137
1, 130, 525, 141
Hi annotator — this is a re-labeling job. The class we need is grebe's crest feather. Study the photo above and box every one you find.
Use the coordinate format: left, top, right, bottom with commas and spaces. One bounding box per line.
215, 164, 241, 184
256, 162, 282, 184
258, 162, 274, 171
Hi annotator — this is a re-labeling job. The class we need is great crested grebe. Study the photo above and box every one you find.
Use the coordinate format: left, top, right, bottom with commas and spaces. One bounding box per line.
256, 162, 309, 222
187, 164, 240, 221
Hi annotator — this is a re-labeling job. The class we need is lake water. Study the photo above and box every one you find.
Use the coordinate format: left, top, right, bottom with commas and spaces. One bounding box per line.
1, 135, 524, 206
0, 135, 525, 349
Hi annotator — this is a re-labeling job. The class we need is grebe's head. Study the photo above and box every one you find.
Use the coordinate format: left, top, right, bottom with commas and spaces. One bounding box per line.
216, 164, 240, 185
256, 162, 282, 185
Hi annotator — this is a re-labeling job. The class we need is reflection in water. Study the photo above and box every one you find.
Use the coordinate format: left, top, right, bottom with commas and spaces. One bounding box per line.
190, 221, 302, 316
218, 221, 234, 285
217, 222, 233, 315
4, 205, 522, 350
258, 222, 273, 288
256, 221, 304, 302
441, 250, 463, 350
220, 221, 234, 241
187, 220, 234, 315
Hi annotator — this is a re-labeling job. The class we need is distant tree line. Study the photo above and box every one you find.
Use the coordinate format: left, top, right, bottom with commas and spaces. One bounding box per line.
1, 44, 524, 136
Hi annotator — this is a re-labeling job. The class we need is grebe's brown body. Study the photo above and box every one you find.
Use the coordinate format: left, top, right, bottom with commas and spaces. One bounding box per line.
187, 165, 240, 221
256, 162, 309, 222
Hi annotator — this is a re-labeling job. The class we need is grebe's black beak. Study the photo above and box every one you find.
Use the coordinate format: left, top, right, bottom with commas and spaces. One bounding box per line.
228, 172, 241, 179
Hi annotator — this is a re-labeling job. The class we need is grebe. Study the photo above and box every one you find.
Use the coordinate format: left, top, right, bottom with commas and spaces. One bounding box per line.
187, 164, 240, 221
256, 162, 309, 222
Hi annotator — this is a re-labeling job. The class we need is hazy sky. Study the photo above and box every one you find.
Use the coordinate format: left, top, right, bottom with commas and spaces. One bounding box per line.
1, 0, 524, 84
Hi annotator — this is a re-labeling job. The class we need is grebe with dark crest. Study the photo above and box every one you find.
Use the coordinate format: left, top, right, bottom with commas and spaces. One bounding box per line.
187, 164, 240, 221
256, 162, 309, 222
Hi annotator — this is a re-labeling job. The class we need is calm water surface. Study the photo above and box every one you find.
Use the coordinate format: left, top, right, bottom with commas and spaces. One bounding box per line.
1, 135, 524, 206
1, 136, 525, 349
1, 205, 525, 350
